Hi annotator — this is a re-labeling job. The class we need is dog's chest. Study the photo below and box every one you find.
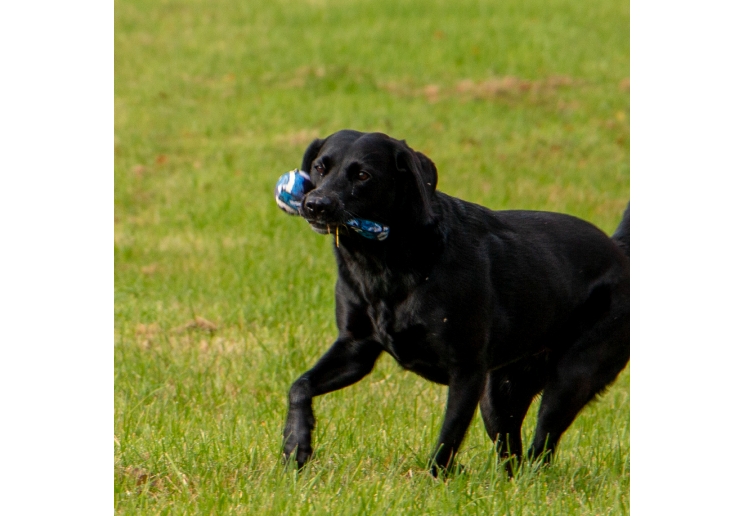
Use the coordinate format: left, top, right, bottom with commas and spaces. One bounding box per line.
364, 286, 449, 385
342, 255, 450, 383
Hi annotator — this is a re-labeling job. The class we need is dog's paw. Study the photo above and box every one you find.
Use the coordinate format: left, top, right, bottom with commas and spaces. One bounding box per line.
283, 440, 313, 469
282, 409, 315, 469
429, 461, 467, 479
282, 430, 313, 469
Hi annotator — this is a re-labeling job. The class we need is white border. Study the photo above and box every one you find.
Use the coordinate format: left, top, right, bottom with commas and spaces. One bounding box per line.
0, 1, 113, 513
632, 0, 744, 513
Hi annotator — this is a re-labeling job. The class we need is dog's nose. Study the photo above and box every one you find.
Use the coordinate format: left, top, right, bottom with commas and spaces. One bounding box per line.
304, 196, 333, 217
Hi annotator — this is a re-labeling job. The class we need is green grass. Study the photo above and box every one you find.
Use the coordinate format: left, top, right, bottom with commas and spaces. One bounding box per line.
115, 0, 629, 513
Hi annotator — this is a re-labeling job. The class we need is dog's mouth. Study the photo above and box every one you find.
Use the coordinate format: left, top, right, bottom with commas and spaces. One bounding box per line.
299, 206, 345, 235
300, 204, 391, 241
305, 217, 391, 242
306, 220, 338, 235
302, 212, 345, 234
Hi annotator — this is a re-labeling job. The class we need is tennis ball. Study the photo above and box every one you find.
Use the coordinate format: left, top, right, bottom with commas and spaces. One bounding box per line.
274, 169, 314, 216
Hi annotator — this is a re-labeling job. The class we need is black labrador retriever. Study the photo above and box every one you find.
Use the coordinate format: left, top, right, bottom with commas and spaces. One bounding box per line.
282, 130, 630, 476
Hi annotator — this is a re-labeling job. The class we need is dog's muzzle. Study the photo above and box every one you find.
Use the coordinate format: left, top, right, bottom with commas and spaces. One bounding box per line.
300, 192, 343, 234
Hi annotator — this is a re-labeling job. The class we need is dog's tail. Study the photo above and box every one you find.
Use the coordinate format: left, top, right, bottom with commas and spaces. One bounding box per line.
612, 202, 630, 258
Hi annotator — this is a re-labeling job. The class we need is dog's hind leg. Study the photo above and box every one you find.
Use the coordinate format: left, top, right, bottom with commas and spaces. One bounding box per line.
527, 306, 629, 464
283, 338, 382, 468
479, 363, 547, 475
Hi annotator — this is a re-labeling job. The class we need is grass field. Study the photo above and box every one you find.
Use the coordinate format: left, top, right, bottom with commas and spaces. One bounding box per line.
114, 0, 629, 513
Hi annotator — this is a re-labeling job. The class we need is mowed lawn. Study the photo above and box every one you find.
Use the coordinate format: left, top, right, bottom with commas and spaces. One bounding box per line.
114, 0, 629, 513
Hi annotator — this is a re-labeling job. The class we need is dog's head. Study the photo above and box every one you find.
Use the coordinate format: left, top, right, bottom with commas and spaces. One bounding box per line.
299, 130, 438, 235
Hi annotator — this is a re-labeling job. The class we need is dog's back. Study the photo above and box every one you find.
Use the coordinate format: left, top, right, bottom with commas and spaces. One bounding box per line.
430, 192, 629, 355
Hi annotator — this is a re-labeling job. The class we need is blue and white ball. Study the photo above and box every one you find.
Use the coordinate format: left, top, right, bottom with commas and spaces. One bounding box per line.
274, 169, 314, 216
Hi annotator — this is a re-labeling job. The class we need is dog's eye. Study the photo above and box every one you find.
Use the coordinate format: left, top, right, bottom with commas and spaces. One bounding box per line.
314, 163, 326, 176
357, 171, 370, 182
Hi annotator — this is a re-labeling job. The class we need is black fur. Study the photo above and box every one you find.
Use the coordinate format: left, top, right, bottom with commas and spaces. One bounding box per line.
283, 130, 630, 476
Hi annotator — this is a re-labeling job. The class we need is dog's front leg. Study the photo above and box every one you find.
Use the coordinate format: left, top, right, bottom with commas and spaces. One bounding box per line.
283, 338, 382, 469
430, 371, 487, 477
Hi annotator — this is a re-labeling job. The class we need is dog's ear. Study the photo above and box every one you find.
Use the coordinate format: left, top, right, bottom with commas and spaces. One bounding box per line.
395, 142, 438, 224
300, 138, 326, 175
414, 150, 438, 195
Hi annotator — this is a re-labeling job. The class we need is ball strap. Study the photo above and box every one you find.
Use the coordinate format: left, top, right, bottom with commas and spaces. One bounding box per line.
344, 218, 390, 241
